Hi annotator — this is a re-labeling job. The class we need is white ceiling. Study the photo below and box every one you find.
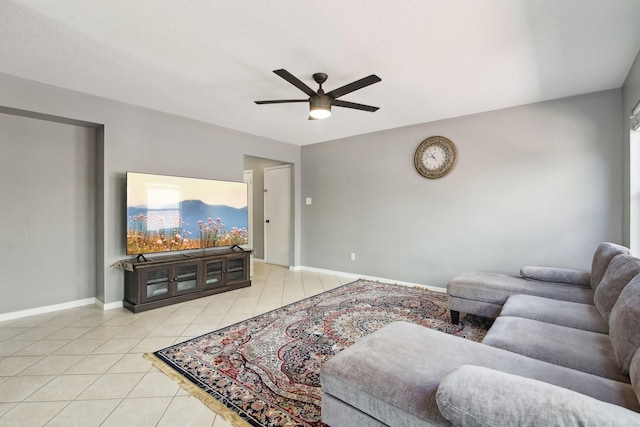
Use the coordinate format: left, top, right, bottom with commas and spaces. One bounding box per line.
2, 0, 640, 146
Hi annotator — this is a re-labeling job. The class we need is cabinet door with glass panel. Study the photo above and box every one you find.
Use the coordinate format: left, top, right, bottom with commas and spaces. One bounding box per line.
203, 259, 225, 290
140, 265, 172, 303
172, 262, 200, 296
139, 262, 199, 303
203, 255, 248, 290
225, 254, 249, 285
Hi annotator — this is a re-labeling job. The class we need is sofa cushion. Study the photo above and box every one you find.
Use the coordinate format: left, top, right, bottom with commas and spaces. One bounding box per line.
520, 266, 591, 286
482, 316, 627, 382
436, 365, 640, 427
321, 321, 640, 427
500, 294, 608, 333
591, 242, 631, 290
609, 275, 640, 373
593, 254, 640, 321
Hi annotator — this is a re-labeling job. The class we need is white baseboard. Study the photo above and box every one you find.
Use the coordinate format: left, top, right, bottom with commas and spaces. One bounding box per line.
0, 297, 98, 322
253, 258, 265, 263
95, 300, 124, 311
292, 265, 446, 293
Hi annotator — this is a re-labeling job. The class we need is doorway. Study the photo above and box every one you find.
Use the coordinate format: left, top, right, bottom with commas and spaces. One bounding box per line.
264, 164, 292, 266
243, 156, 293, 265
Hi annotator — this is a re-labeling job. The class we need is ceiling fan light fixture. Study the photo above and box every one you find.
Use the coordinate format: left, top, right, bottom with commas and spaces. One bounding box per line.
255, 69, 381, 119
309, 95, 332, 119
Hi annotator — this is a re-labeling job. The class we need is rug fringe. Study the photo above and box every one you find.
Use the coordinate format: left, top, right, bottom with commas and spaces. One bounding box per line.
144, 353, 252, 427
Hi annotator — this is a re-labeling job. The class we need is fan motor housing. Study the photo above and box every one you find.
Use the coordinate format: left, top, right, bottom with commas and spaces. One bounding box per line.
310, 94, 332, 109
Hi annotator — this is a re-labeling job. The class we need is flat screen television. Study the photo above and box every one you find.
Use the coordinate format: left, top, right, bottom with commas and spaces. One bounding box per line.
126, 172, 249, 256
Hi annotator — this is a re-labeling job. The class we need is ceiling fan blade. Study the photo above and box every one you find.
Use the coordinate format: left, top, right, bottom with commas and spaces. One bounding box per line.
332, 99, 379, 112
273, 69, 317, 97
326, 74, 381, 99
254, 99, 308, 104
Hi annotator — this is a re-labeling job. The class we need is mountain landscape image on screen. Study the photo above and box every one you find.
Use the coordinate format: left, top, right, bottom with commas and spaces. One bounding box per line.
127, 199, 248, 255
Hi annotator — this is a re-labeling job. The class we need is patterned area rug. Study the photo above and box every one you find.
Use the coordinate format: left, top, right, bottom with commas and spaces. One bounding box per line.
147, 280, 491, 427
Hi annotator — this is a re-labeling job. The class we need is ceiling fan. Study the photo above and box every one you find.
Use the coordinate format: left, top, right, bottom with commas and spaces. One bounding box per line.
254, 69, 381, 120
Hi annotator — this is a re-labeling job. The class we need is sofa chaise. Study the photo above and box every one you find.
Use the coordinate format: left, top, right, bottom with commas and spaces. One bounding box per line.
447, 242, 630, 323
320, 243, 640, 426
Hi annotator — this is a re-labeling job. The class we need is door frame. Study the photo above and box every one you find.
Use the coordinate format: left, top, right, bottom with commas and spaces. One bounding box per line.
263, 164, 292, 266
242, 169, 254, 251
243, 170, 254, 277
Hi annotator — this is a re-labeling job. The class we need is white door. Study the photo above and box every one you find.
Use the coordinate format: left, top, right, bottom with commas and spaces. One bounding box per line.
264, 165, 291, 266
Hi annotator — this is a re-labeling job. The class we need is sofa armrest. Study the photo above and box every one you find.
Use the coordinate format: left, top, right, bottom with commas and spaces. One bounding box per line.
436, 365, 640, 427
520, 266, 591, 286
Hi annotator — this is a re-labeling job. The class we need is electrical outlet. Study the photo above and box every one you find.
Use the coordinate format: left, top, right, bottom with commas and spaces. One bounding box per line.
351, 252, 356, 261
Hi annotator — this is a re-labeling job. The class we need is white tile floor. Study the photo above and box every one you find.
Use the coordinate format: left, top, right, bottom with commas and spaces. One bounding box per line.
0, 263, 352, 426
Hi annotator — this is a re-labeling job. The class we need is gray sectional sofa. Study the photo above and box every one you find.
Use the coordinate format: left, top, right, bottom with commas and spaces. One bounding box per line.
447, 242, 630, 322
320, 243, 640, 426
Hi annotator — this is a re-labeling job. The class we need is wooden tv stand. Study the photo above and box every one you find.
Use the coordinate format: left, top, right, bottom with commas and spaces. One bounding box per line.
122, 248, 251, 313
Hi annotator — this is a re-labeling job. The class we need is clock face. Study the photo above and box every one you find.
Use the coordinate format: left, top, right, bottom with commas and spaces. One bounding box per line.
414, 136, 457, 179
422, 145, 446, 169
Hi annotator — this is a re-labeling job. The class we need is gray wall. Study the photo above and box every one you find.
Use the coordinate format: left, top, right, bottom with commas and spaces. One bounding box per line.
0, 72, 302, 308
622, 49, 640, 252
243, 156, 289, 259
0, 113, 96, 312
0, 69, 631, 310
301, 90, 624, 287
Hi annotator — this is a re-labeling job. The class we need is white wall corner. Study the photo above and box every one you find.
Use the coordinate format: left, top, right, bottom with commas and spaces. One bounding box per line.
95, 299, 124, 311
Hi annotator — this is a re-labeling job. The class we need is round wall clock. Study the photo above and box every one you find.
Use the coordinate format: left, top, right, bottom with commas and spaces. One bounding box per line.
414, 136, 457, 179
